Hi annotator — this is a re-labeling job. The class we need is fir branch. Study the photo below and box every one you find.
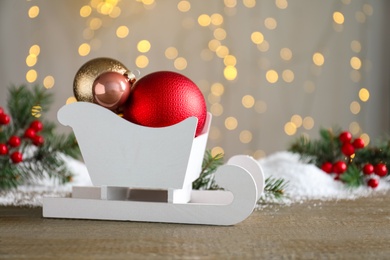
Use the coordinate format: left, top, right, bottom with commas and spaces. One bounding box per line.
259, 177, 289, 202
192, 150, 223, 190
340, 164, 364, 187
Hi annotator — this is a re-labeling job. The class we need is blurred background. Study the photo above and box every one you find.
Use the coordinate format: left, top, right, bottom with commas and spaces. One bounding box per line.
0, 0, 389, 160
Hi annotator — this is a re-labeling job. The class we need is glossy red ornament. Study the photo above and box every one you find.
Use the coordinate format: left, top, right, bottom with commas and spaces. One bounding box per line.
24, 128, 36, 139
374, 163, 388, 177
367, 178, 379, 188
10, 151, 23, 164
362, 163, 374, 175
0, 107, 4, 114
30, 120, 43, 132
123, 71, 207, 137
0, 113, 10, 125
0, 143, 8, 155
32, 135, 44, 146
332, 161, 347, 174
92, 71, 131, 112
352, 138, 365, 149
341, 142, 355, 157
8, 136, 21, 147
321, 162, 333, 174
339, 131, 352, 143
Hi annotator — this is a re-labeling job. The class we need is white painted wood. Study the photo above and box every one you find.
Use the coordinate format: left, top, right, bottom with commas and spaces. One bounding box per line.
57, 102, 210, 190
43, 163, 259, 225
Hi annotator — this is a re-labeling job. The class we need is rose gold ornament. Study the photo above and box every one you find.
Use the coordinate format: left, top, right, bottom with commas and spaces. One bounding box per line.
73, 57, 136, 103
92, 71, 131, 112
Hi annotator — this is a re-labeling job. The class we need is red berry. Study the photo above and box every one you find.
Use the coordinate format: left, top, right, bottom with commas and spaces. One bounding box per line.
333, 161, 347, 174
29, 120, 43, 132
10, 151, 23, 164
367, 178, 379, 188
8, 136, 21, 147
24, 128, 36, 139
321, 162, 333, 173
362, 163, 374, 175
374, 163, 388, 177
352, 138, 365, 149
0, 143, 8, 155
341, 143, 355, 157
0, 113, 10, 125
339, 131, 352, 143
32, 135, 44, 146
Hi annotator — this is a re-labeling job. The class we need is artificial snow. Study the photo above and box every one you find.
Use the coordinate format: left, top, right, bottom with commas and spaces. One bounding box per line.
0, 151, 389, 207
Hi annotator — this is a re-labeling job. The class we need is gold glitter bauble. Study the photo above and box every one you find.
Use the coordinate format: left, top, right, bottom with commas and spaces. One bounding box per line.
73, 57, 130, 103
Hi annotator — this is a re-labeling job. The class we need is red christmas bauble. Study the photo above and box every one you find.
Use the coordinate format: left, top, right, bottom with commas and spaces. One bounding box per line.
0, 113, 10, 125
10, 151, 23, 164
352, 138, 365, 149
374, 163, 388, 177
339, 131, 352, 143
0, 143, 8, 155
24, 128, 36, 139
321, 162, 333, 174
332, 161, 347, 174
341, 142, 355, 157
123, 71, 207, 136
367, 178, 379, 188
362, 163, 374, 175
32, 135, 44, 146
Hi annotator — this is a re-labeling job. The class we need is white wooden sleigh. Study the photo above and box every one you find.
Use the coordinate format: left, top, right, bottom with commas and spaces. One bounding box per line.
43, 102, 264, 225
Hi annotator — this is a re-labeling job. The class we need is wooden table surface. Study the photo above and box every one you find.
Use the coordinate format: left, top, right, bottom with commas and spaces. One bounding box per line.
1, 193, 390, 259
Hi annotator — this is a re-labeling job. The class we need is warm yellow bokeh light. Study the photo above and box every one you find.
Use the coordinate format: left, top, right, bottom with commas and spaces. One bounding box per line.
165, 47, 178, 60
251, 31, 264, 44
351, 40, 361, 53
225, 117, 238, 130
211, 82, 224, 96
26, 69, 37, 83
208, 39, 221, 52
116, 26, 129, 38
350, 70, 361, 82
66, 97, 78, 105
78, 43, 91, 56
211, 13, 224, 26
214, 28, 227, 41
29, 45, 40, 56
43, 76, 55, 89
243, 0, 256, 8
135, 55, 149, 68
284, 122, 297, 136
363, 4, 373, 16
208, 93, 220, 104
137, 40, 151, 53
198, 14, 211, 27
210, 103, 223, 116
239, 130, 253, 144
142, 0, 155, 6
224, 66, 237, 81
350, 101, 361, 114
216, 45, 229, 58
83, 28, 94, 40
360, 133, 370, 146
28, 6, 39, 18
291, 115, 303, 128
333, 11, 345, 24
26, 55, 37, 67
266, 70, 278, 83
275, 0, 288, 9
253, 150, 266, 159
242, 95, 255, 108
359, 88, 370, 102
80, 5, 92, 17
224, 55, 236, 66
257, 40, 269, 52
350, 56, 362, 70
355, 11, 366, 23
209, 126, 221, 140
224, 0, 237, 8
89, 18, 102, 30
313, 52, 325, 66
109, 6, 121, 18
255, 100, 267, 113
280, 48, 292, 61
349, 121, 360, 135
177, 0, 191, 12
211, 146, 224, 157
303, 117, 314, 130
282, 69, 294, 83
264, 17, 277, 30
174, 57, 187, 70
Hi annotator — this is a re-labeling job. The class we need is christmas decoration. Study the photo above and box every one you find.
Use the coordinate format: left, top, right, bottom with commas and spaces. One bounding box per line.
92, 71, 131, 112
123, 71, 207, 136
73, 57, 136, 105
289, 128, 390, 189
0, 85, 81, 190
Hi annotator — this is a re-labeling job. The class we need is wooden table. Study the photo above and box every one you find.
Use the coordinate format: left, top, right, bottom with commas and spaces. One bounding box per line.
1, 193, 390, 259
